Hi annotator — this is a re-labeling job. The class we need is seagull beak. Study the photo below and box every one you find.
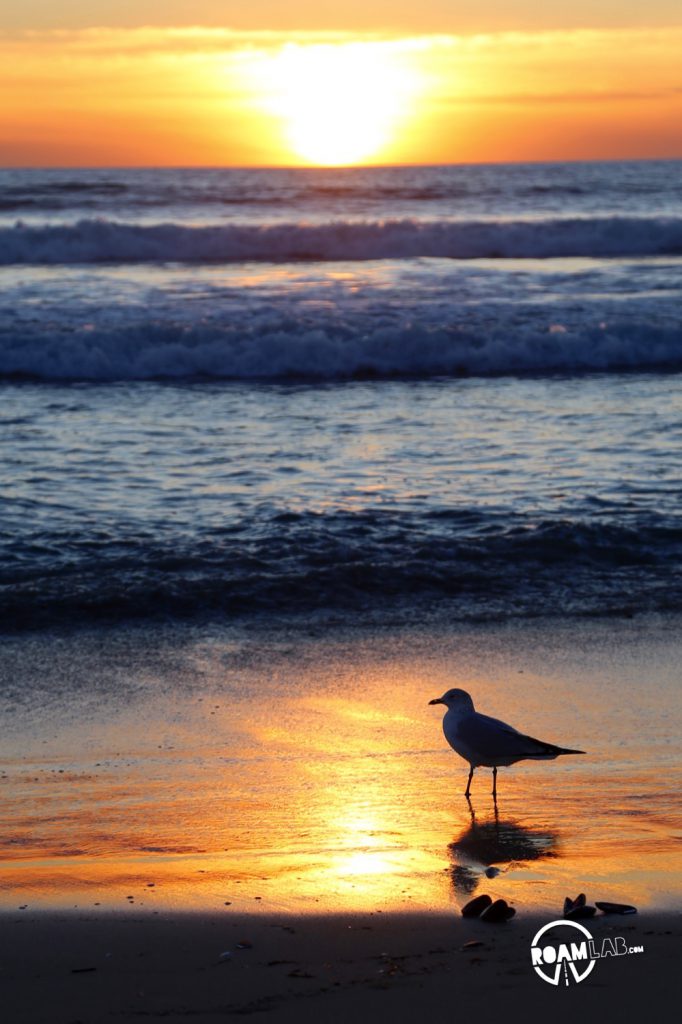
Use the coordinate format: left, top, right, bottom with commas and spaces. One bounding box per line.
428, 698, 444, 705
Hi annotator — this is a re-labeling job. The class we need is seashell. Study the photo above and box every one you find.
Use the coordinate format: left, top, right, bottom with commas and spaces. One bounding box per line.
461, 894, 493, 917
565, 904, 597, 919
595, 902, 637, 915
479, 899, 515, 922
564, 893, 587, 915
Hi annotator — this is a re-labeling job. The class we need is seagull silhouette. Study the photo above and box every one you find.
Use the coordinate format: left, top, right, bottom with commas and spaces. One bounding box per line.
429, 688, 585, 798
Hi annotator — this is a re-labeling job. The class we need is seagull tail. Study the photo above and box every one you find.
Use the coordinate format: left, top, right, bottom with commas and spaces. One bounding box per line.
515, 731, 585, 759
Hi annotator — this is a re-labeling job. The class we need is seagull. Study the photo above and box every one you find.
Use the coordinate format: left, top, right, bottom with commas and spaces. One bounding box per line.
429, 688, 585, 799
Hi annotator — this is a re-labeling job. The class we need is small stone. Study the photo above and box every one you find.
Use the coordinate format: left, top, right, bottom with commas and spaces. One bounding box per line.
485, 867, 500, 878
461, 894, 492, 918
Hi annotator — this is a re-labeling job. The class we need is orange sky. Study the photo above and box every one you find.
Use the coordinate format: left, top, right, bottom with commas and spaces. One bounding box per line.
2, 9, 681, 165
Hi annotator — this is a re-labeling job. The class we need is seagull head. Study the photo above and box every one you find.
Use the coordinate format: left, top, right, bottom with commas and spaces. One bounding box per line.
428, 688, 475, 712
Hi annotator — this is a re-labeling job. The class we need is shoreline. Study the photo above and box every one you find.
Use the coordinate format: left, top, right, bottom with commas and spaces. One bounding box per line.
1, 907, 677, 1023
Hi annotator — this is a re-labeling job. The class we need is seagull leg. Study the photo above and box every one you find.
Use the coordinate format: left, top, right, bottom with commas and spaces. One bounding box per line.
464, 765, 474, 798
492, 766, 498, 799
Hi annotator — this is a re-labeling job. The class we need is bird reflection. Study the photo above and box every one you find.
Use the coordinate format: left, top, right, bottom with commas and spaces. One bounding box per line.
448, 800, 559, 897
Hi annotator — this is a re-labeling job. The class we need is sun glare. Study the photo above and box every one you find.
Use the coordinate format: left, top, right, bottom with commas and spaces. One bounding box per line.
247, 42, 420, 166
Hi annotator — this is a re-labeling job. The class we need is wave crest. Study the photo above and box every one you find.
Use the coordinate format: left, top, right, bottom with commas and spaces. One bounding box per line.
2, 317, 681, 381
3, 216, 682, 265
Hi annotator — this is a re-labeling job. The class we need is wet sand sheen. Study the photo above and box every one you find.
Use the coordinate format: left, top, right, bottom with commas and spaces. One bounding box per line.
0, 614, 680, 915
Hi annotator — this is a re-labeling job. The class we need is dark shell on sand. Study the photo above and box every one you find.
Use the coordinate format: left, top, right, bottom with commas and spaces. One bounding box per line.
561, 892, 585, 917
596, 902, 637, 915
479, 899, 516, 923
563, 893, 587, 915
565, 905, 597, 920
461, 894, 493, 917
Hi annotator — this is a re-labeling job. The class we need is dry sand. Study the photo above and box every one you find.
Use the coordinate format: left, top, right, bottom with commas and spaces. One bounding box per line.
1, 908, 677, 1024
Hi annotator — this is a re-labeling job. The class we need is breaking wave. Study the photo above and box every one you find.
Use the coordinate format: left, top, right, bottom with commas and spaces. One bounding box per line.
2, 318, 680, 381
3, 216, 682, 265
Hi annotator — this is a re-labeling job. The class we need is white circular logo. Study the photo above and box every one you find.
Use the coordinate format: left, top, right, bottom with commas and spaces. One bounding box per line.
530, 919, 597, 986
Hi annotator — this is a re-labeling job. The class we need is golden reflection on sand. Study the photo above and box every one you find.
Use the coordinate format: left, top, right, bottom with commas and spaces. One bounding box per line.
1, 623, 680, 913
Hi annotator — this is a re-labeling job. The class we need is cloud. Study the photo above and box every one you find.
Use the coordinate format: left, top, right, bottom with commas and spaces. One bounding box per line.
439, 88, 682, 107
2, 23, 678, 56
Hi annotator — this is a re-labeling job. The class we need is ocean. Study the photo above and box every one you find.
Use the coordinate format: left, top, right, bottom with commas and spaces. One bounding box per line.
1, 161, 681, 631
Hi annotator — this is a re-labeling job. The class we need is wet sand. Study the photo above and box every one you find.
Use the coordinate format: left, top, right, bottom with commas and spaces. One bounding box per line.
1, 614, 680, 917
1, 908, 677, 1023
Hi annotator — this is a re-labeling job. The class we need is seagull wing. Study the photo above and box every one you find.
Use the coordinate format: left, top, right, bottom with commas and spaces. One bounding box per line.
457, 712, 583, 764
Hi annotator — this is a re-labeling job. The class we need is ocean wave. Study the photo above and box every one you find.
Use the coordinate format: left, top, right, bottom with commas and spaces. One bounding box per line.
1, 509, 680, 631
2, 317, 680, 381
2, 216, 682, 265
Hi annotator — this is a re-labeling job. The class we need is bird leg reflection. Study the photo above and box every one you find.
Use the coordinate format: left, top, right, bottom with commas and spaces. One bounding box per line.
448, 808, 558, 897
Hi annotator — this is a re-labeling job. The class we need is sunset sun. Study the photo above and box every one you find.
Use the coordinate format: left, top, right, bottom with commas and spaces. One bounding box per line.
249, 42, 420, 166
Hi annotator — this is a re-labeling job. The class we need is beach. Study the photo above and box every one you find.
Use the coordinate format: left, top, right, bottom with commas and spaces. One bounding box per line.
1, 161, 681, 1019
2, 614, 680, 916
2, 907, 678, 1023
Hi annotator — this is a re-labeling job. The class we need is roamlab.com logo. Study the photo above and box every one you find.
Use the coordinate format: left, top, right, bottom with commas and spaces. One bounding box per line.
531, 919, 644, 986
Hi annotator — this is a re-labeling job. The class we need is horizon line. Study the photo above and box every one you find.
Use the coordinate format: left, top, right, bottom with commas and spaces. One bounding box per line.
3, 155, 682, 172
